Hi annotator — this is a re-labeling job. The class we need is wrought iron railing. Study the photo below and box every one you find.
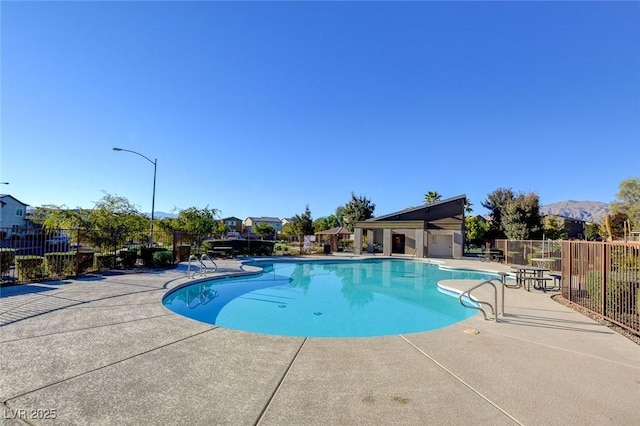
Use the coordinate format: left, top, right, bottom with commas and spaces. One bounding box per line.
0, 227, 174, 284
560, 241, 640, 336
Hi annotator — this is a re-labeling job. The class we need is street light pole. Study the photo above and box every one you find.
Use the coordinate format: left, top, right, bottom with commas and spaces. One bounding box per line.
113, 148, 157, 246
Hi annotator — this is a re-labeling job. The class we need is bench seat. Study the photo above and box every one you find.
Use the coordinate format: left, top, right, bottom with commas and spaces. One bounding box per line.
521, 276, 553, 291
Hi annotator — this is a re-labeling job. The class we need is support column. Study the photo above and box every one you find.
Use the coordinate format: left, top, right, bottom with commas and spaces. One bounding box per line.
354, 228, 363, 255
415, 228, 425, 258
383, 228, 392, 256
367, 229, 374, 253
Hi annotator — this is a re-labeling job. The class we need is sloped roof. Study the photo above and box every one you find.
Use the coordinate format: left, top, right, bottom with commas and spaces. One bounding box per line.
0, 194, 29, 207
316, 226, 352, 235
245, 216, 281, 222
367, 194, 467, 222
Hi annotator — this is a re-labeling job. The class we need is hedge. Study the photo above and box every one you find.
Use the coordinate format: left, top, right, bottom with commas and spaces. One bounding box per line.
44, 252, 77, 277
152, 250, 172, 267
77, 252, 95, 274
0, 248, 16, 275
15, 255, 45, 281
141, 247, 169, 266
118, 249, 138, 267
94, 253, 116, 270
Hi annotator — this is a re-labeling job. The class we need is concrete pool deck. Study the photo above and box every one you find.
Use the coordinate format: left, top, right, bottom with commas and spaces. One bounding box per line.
1, 256, 639, 425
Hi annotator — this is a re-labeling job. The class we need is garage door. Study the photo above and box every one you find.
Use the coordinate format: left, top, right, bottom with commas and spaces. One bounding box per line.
428, 234, 452, 258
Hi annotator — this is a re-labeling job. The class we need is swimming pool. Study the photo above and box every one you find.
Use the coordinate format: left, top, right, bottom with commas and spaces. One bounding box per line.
163, 259, 497, 338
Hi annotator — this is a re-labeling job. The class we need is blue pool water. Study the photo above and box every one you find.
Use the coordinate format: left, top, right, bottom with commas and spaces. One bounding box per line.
163, 259, 497, 338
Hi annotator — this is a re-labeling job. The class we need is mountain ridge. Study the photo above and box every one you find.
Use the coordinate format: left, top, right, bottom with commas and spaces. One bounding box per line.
540, 200, 610, 224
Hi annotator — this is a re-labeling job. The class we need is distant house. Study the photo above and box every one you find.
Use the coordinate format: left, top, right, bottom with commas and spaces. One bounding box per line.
354, 195, 467, 258
244, 216, 282, 237
0, 194, 29, 237
544, 214, 587, 239
479, 214, 492, 223
281, 218, 292, 227
220, 216, 243, 236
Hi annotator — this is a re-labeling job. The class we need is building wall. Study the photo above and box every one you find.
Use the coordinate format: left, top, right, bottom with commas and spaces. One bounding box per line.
221, 217, 243, 233
360, 196, 466, 258
243, 217, 283, 234
0, 196, 27, 236
563, 218, 586, 239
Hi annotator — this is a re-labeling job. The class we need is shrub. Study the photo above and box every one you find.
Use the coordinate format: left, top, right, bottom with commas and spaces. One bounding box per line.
118, 249, 138, 267
586, 269, 639, 315
76, 252, 95, 274
44, 252, 76, 276
152, 250, 172, 267
0, 248, 16, 275
94, 253, 116, 270
141, 247, 170, 266
15, 255, 45, 281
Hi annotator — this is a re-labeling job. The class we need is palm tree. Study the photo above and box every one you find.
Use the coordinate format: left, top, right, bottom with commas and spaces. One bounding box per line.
424, 191, 442, 204
465, 199, 473, 213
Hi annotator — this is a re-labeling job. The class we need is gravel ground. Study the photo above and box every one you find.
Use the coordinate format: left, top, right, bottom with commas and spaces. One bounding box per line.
552, 294, 640, 346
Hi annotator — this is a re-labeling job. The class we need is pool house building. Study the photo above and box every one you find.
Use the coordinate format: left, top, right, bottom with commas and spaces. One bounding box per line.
354, 195, 466, 259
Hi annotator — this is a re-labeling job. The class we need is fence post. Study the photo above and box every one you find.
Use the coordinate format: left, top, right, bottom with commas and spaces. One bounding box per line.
75, 228, 81, 277
601, 242, 607, 315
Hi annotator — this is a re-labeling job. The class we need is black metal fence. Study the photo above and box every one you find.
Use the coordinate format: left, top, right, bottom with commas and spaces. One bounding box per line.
1, 227, 277, 285
0, 227, 174, 284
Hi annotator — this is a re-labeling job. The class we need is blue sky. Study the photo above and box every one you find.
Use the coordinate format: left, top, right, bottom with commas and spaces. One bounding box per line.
2, 1, 639, 220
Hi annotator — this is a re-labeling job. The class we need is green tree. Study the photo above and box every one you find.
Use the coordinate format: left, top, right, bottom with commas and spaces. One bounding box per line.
584, 223, 601, 241
174, 206, 220, 245
254, 223, 276, 240
543, 216, 567, 240
281, 222, 296, 241
482, 188, 515, 239
29, 204, 90, 231
611, 177, 640, 231
464, 198, 473, 214
602, 212, 629, 241
87, 194, 148, 250
341, 192, 375, 231
465, 216, 487, 249
334, 206, 345, 227
501, 192, 543, 240
289, 205, 314, 253
154, 216, 180, 243
424, 190, 442, 204
313, 215, 341, 233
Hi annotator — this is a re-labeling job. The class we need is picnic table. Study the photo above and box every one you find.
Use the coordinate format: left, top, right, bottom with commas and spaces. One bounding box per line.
207, 247, 235, 259
478, 250, 504, 263
510, 265, 552, 291
530, 258, 556, 268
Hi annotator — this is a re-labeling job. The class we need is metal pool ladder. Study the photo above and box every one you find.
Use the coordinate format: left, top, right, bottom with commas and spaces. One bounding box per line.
458, 278, 504, 322
187, 254, 218, 278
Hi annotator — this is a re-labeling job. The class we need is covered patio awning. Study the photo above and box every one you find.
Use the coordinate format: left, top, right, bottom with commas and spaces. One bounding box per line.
316, 226, 352, 235
315, 227, 352, 252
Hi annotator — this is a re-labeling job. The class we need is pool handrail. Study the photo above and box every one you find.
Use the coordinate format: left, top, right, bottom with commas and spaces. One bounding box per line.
458, 278, 503, 322
187, 254, 218, 278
